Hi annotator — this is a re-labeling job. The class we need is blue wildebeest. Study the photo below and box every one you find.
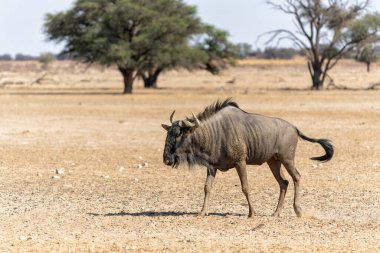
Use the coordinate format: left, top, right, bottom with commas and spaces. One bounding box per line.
161, 99, 333, 218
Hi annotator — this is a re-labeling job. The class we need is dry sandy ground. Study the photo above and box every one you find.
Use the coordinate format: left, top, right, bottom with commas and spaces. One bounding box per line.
0, 60, 379, 252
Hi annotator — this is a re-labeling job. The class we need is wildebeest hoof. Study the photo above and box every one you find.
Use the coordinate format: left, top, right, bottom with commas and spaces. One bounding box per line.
198, 212, 207, 217
294, 206, 303, 217
272, 212, 281, 217
247, 209, 256, 218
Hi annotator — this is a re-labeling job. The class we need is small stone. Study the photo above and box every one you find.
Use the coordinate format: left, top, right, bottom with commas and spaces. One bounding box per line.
365, 145, 370, 150
141, 162, 148, 168
56, 168, 65, 174
101, 175, 110, 179
19, 236, 27, 241
119, 166, 125, 172
135, 164, 143, 169
312, 164, 318, 168
37, 172, 42, 177
138, 156, 143, 160
134, 178, 139, 182
68, 170, 73, 174
52, 175, 60, 180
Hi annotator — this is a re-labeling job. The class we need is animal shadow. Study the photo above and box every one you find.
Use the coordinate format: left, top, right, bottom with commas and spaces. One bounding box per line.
88, 211, 244, 217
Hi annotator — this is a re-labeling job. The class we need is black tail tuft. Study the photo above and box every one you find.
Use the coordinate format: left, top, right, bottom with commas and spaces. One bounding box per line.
296, 128, 334, 162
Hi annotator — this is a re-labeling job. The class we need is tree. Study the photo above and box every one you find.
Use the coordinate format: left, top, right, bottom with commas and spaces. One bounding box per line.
138, 44, 207, 88
265, 0, 379, 90
195, 26, 239, 75
44, 0, 203, 94
356, 45, 379, 72
350, 12, 380, 72
138, 24, 239, 88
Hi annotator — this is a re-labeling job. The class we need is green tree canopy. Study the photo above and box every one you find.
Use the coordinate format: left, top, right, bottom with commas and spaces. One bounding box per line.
350, 12, 380, 72
138, 25, 240, 88
194, 26, 239, 75
44, 0, 203, 93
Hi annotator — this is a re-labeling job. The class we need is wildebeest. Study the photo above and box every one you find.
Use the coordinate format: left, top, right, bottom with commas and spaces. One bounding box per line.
161, 99, 333, 218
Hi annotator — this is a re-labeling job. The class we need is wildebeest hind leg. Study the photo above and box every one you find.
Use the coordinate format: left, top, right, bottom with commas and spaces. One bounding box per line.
199, 167, 217, 217
281, 159, 303, 217
236, 161, 255, 218
267, 158, 289, 217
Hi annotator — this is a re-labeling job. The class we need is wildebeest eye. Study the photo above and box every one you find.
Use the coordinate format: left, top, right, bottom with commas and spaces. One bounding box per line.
172, 128, 182, 137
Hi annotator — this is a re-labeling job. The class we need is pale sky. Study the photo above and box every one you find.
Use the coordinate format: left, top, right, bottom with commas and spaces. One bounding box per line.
1, 0, 380, 57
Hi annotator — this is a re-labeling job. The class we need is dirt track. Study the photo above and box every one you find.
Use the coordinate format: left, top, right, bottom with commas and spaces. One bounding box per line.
0, 60, 379, 252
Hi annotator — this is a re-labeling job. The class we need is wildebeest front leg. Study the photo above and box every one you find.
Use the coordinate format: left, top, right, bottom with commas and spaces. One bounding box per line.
235, 161, 255, 217
267, 158, 289, 217
199, 167, 217, 217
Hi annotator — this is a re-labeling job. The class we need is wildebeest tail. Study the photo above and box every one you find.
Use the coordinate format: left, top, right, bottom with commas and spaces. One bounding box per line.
296, 128, 334, 162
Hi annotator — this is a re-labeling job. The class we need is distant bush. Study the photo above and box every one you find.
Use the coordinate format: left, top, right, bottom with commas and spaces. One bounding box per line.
15, 53, 37, 61
260, 47, 298, 59
56, 53, 75, 61
38, 52, 56, 69
236, 43, 253, 59
0, 54, 12, 61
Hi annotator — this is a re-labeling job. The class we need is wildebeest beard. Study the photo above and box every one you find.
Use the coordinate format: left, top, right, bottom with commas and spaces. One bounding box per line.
173, 148, 207, 169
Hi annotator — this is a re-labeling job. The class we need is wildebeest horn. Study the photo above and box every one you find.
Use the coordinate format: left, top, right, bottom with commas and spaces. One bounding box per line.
169, 110, 175, 123
192, 112, 200, 127
182, 120, 195, 128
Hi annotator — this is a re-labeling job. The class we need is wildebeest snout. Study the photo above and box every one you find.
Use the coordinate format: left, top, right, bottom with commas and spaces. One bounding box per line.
163, 155, 175, 166
164, 158, 171, 165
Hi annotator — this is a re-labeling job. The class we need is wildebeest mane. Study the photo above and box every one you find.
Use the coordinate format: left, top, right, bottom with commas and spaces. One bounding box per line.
191, 98, 240, 122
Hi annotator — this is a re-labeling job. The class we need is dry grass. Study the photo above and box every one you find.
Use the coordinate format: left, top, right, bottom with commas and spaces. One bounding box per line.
0, 59, 379, 252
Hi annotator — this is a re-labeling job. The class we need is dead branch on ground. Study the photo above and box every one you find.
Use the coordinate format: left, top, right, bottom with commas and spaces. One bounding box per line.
326, 74, 380, 90
30, 73, 58, 85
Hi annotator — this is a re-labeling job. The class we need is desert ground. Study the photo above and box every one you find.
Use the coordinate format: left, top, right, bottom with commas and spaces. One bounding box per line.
0, 58, 379, 252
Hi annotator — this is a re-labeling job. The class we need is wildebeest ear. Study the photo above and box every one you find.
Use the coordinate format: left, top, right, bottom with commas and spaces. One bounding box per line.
161, 124, 170, 131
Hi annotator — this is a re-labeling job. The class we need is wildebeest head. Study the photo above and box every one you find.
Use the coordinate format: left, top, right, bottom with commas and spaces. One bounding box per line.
161, 110, 200, 167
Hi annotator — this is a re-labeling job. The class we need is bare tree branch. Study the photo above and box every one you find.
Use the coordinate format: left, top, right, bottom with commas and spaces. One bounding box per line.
263, 0, 376, 89
259, 29, 309, 50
